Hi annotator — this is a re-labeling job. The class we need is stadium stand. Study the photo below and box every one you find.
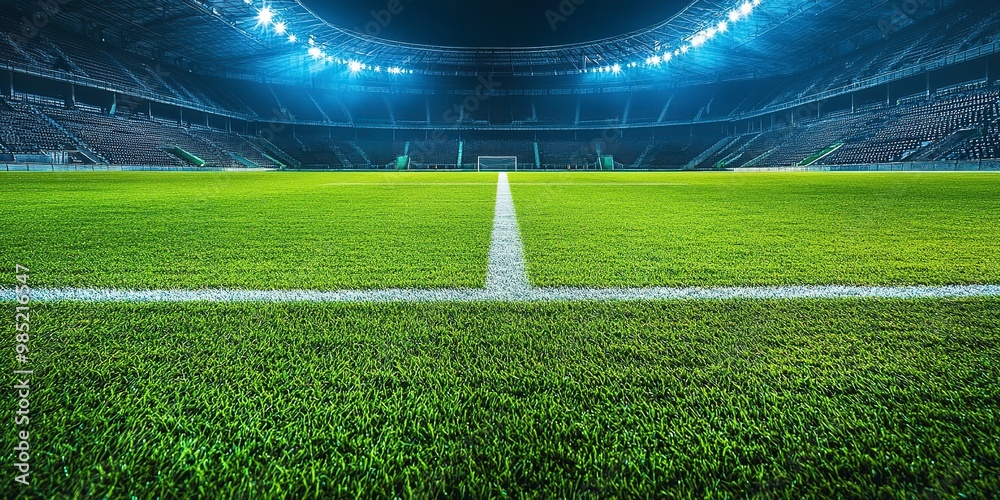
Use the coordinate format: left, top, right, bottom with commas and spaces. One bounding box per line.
0, 98, 75, 154
1, 0, 999, 170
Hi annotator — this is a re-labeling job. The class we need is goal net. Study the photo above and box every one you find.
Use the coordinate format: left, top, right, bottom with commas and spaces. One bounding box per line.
477, 156, 518, 171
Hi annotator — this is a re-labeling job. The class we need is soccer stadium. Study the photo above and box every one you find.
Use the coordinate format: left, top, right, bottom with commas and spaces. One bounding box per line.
1, 0, 999, 494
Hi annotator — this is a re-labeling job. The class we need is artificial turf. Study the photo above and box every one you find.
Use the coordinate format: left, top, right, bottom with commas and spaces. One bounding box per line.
0, 172, 496, 290
8, 299, 999, 497
510, 172, 1000, 287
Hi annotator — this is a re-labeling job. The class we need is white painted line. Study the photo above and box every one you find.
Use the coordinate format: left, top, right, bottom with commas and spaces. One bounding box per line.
4, 285, 999, 303
485, 172, 530, 295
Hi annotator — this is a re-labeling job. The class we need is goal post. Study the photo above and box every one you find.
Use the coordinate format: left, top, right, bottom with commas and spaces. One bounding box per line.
477, 156, 518, 171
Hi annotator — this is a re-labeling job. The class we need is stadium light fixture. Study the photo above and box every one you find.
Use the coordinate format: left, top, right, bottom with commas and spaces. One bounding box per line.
256, 6, 273, 27
628, 0, 760, 75
348, 60, 363, 73
287, 34, 297, 43
388, 67, 402, 74
274, 21, 286, 35
307, 46, 323, 59
611, 63, 621, 74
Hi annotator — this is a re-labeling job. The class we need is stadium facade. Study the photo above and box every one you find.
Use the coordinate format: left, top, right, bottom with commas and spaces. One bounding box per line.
0, 0, 998, 170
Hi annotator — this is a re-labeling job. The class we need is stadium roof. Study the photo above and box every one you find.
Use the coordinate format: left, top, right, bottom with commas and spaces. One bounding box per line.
7, 0, 961, 83
296, 0, 695, 48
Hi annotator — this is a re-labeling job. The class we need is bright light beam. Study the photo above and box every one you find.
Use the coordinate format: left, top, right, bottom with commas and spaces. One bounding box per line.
256, 6, 273, 26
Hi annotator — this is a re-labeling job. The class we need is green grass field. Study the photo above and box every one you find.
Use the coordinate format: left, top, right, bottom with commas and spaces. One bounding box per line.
510, 172, 1000, 287
8, 299, 999, 497
5, 172, 999, 290
3, 171, 999, 496
0, 172, 495, 289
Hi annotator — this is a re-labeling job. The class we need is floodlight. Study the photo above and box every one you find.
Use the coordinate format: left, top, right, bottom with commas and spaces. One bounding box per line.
307, 46, 323, 59
691, 34, 707, 47
348, 60, 363, 73
287, 34, 297, 43
739, 2, 753, 16
680, 45, 690, 53
611, 63, 621, 74
257, 6, 273, 26
729, 9, 740, 21
663, 52, 672, 62
388, 67, 402, 74
274, 21, 286, 35
717, 21, 728, 33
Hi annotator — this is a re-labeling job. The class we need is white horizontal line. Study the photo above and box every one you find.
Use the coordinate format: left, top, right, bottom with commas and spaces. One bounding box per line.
318, 182, 498, 186
510, 182, 689, 186
4, 285, 999, 303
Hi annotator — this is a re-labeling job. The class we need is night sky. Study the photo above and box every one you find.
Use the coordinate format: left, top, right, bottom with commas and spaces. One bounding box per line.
300, 0, 693, 47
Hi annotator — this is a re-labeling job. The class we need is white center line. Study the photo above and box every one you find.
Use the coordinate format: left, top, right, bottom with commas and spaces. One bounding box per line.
485, 172, 530, 295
